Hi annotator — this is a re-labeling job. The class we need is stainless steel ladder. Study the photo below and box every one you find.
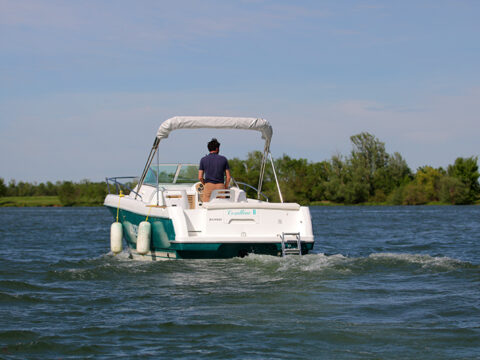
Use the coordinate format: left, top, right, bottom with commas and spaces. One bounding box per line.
280, 232, 302, 256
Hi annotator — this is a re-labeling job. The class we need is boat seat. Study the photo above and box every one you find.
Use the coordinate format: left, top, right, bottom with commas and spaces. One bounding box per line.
235, 189, 247, 202
210, 189, 234, 202
164, 190, 189, 208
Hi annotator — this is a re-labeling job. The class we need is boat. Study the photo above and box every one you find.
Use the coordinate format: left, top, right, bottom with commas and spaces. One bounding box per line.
104, 116, 315, 259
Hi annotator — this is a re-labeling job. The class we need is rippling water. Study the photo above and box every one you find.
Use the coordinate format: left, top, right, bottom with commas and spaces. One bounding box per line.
1, 206, 479, 359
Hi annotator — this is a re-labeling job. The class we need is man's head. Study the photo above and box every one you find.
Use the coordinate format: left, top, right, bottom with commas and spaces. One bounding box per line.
208, 138, 220, 152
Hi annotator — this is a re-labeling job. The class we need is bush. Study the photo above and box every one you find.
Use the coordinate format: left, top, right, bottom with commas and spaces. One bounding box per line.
402, 183, 427, 205
0, 178, 6, 197
447, 156, 480, 203
439, 176, 469, 204
58, 181, 78, 206
387, 186, 404, 205
371, 189, 387, 203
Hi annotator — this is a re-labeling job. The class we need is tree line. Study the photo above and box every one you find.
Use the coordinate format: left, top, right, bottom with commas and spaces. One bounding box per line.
1, 132, 479, 206
230, 132, 479, 205
0, 179, 107, 206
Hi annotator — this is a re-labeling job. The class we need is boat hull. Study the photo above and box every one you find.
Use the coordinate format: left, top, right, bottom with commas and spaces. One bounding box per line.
106, 206, 314, 259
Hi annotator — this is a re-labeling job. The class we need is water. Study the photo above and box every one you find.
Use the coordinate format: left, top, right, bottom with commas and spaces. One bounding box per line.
1, 206, 479, 359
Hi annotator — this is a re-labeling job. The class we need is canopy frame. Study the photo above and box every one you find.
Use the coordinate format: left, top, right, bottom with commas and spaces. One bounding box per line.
135, 116, 283, 202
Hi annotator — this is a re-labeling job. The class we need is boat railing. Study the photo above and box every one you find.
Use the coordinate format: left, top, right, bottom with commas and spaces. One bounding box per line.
233, 180, 269, 202
106, 176, 142, 200
106, 176, 267, 202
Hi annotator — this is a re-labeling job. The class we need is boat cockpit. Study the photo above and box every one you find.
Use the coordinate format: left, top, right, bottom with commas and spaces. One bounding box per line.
106, 163, 266, 210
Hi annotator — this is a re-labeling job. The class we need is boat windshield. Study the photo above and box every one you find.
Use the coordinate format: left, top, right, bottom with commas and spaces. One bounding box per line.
144, 164, 199, 185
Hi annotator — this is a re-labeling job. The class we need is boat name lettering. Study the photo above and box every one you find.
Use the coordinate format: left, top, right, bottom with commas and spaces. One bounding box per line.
227, 209, 257, 216
209, 218, 222, 222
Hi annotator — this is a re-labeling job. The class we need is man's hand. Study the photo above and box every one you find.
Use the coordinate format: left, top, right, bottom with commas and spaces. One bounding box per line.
225, 169, 231, 189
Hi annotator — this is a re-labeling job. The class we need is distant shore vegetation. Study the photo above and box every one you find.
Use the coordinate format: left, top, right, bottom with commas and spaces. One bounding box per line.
0, 180, 106, 207
1, 132, 479, 207
236, 132, 479, 206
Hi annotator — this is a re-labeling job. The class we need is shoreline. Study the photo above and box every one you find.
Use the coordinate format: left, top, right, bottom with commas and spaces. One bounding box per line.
1, 196, 478, 207
0, 196, 101, 207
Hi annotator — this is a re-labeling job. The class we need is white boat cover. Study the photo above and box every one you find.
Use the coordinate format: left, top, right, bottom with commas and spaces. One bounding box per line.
156, 116, 273, 143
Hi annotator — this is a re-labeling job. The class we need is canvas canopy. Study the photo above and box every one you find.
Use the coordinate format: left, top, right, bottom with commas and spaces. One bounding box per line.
136, 116, 278, 201
156, 116, 273, 145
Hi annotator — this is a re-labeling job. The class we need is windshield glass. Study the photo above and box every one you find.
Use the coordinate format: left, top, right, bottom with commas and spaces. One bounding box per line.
144, 164, 199, 185
176, 164, 200, 183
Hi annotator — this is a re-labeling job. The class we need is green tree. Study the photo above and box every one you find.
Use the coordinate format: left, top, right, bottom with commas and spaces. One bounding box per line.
324, 154, 349, 203
34, 182, 47, 196
307, 161, 331, 201
7, 179, 17, 196
17, 181, 35, 196
414, 166, 444, 202
447, 156, 479, 203
0, 178, 6, 197
402, 183, 428, 205
350, 132, 389, 197
387, 185, 405, 205
438, 176, 469, 204
275, 155, 313, 203
229, 151, 277, 201
58, 181, 77, 206
343, 179, 370, 204
380, 152, 412, 192
46, 181, 57, 196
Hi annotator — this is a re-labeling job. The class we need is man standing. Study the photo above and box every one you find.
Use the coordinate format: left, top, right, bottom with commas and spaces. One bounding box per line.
198, 138, 231, 202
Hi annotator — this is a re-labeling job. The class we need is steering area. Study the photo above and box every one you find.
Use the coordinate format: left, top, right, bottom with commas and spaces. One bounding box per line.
194, 182, 204, 202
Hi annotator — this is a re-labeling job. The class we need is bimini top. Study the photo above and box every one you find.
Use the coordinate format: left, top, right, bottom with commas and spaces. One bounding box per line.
156, 116, 273, 144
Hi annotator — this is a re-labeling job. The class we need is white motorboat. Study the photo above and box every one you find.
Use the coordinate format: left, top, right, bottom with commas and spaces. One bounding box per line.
104, 116, 314, 259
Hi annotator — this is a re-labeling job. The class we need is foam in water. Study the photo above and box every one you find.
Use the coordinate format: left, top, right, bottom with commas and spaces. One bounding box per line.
367, 252, 472, 270
241, 252, 473, 274
98, 250, 475, 273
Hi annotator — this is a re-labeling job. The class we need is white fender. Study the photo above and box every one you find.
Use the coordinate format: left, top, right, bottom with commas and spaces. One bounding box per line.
110, 222, 123, 254
136, 221, 151, 255
154, 221, 171, 248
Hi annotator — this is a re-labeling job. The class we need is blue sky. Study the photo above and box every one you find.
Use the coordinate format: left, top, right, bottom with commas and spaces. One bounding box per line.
1, 0, 479, 182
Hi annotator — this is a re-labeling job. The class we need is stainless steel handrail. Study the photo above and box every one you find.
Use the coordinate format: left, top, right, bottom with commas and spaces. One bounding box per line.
107, 176, 267, 202
234, 180, 269, 202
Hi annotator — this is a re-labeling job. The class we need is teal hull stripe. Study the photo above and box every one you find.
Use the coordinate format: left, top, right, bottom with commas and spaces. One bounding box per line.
107, 206, 176, 249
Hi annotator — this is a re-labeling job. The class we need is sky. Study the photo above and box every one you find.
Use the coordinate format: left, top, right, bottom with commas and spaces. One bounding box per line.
1, 0, 479, 182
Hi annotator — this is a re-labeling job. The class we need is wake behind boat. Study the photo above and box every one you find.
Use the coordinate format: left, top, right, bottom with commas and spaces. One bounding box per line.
104, 116, 314, 259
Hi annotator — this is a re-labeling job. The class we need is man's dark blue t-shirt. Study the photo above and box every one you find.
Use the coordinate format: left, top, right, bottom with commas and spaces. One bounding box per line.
199, 153, 230, 184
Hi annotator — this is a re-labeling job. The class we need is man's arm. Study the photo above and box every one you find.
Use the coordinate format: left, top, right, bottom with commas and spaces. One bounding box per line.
225, 169, 231, 189
198, 170, 205, 185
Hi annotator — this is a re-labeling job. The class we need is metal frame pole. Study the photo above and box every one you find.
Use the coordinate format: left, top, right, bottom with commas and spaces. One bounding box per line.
135, 138, 160, 199
156, 146, 160, 205
269, 152, 284, 203
257, 150, 267, 199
